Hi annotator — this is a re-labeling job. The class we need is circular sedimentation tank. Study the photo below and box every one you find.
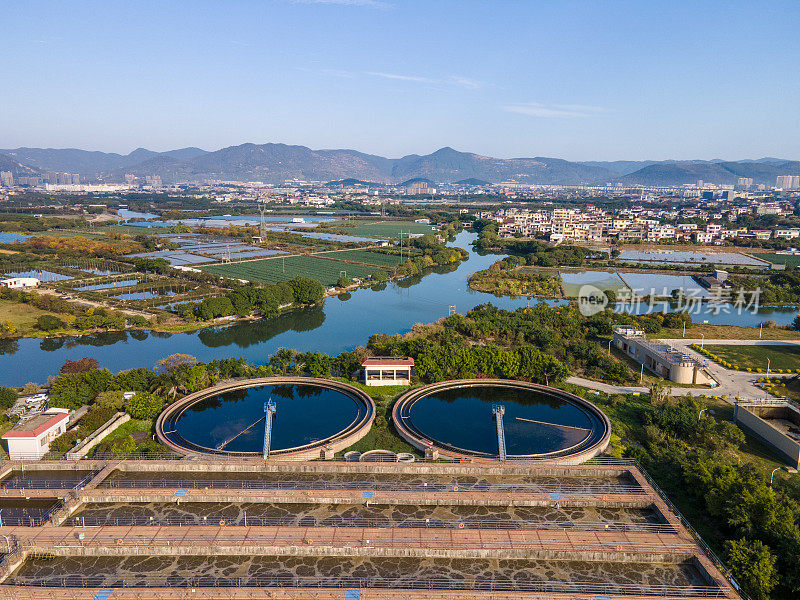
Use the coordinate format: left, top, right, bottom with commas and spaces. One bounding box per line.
156, 377, 375, 459
393, 379, 610, 463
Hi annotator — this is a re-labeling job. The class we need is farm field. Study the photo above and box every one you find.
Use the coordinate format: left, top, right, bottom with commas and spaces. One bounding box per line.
321, 220, 437, 239
751, 252, 800, 268
317, 249, 405, 267
703, 344, 800, 372
200, 255, 388, 286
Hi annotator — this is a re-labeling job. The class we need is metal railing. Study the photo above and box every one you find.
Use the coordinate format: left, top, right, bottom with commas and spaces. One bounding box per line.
5, 573, 726, 597
97, 477, 646, 495
14, 533, 697, 554
0, 502, 63, 527
0, 472, 97, 491
64, 514, 676, 533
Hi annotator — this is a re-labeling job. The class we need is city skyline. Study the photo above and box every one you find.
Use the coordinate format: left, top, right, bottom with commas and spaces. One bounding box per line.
2, 1, 799, 160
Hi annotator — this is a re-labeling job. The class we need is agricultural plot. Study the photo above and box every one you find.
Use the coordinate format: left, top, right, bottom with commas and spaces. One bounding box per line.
322, 220, 437, 239
751, 252, 800, 268
319, 249, 404, 267
200, 255, 388, 286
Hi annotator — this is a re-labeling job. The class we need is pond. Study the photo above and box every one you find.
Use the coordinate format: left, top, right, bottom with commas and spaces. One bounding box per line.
2, 269, 71, 282
618, 249, 769, 267
75, 279, 140, 292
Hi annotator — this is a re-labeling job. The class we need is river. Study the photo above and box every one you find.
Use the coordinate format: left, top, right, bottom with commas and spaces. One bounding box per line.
0, 231, 797, 386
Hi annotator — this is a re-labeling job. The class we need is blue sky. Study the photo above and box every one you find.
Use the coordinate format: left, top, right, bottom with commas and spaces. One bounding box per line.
2, 0, 799, 160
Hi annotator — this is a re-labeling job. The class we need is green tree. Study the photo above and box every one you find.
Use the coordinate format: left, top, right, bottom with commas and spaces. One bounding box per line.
724, 538, 777, 600
289, 277, 324, 304
125, 392, 164, 420
0, 386, 17, 410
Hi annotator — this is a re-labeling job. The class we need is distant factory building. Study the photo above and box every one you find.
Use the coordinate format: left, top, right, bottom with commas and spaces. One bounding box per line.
362, 357, 414, 387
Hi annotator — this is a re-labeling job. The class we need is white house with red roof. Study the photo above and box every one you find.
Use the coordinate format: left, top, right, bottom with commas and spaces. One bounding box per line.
361, 357, 414, 387
2, 410, 69, 460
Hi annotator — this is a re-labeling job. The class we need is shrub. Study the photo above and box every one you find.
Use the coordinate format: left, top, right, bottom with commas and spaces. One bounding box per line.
95, 390, 125, 411
36, 315, 65, 331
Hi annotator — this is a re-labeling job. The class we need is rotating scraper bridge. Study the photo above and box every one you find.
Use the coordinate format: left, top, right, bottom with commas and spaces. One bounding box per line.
156, 377, 375, 459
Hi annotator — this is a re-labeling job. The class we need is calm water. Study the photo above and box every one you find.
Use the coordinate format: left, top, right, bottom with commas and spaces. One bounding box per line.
403, 385, 604, 457
164, 384, 364, 454
1, 231, 798, 385
619, 249, 768, 266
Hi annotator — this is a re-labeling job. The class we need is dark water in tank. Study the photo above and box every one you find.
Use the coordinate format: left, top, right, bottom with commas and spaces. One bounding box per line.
166, 384, 363, 453
404, 385, 604, 457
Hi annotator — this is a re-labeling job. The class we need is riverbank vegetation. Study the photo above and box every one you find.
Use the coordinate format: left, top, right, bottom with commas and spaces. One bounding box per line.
468, 258, 563, 297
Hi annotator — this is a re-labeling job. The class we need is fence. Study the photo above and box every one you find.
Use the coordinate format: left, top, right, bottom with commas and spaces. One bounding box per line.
14, 534, 697, 555
64, 514, 676, 534
98, 477, 646, 496
1, 472, 97, 491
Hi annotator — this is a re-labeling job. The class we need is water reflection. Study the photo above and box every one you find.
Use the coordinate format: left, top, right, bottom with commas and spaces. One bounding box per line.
2, 231, 799, 386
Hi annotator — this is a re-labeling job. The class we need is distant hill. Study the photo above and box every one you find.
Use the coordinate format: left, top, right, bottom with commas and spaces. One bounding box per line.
326, 178, 385, 187
0, 153, 39, 176
1, 142, 798, 186
454, 178, 491, 186
619, 160, 800, 186
0, 147, 207, 175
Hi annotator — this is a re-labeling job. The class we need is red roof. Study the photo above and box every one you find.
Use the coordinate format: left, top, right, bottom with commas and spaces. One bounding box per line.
2, 412, 69, 439
361, 357, 415, 367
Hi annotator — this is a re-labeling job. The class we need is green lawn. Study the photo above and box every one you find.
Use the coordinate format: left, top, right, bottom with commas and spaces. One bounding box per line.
200, 255, 387, 286
751, 252, 800, 268
321, 220, 438, 239
0, 299, 63, 335
704, 344, 800, 371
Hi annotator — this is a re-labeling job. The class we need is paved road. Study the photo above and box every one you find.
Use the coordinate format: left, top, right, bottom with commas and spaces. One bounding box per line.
570, 338, 793, 400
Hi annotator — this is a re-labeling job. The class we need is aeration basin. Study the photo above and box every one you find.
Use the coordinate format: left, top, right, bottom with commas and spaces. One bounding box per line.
156, 377, 375, 459
393, 379, 611, 463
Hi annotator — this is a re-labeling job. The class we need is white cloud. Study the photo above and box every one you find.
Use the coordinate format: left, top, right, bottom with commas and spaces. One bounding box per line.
503, 103, 605, 118
366, 72, 435, 83
447, 75, 483, 90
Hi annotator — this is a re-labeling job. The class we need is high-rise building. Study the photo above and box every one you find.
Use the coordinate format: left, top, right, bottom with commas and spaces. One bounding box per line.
145, 175, 163, 188
737, 177, 753, 188
0, 171, 13, 187
776, 175, 800, 190
408, 181, 428, 195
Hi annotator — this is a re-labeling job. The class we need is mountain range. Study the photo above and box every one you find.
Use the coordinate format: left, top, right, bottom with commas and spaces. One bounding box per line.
1, 143, 798, 187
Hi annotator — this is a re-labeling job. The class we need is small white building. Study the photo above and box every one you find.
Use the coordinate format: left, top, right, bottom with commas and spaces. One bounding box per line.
362, 357, 414, 386
2, 410, 69, 460
0, 277, 40, 289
